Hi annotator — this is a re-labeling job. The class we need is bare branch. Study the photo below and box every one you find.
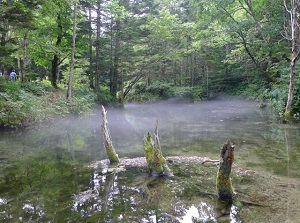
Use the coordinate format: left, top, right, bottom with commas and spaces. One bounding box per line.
284, 0, 291, 14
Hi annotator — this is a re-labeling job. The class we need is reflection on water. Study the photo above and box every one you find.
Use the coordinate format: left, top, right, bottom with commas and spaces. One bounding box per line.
0, 99, 300, 222
179, 203, 216, 223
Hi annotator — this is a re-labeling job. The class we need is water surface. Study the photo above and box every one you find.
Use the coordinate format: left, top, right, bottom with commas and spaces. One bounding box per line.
0, 99, 300, 222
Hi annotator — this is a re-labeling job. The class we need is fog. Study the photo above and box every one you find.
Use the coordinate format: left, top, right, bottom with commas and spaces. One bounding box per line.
1, 98, 270, 164
71, 98, 268, 160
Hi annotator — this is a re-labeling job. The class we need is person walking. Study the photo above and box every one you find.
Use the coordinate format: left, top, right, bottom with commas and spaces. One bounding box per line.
9, 70, 17, 81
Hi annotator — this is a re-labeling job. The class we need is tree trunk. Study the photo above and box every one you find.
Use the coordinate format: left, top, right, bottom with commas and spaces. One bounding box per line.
111, 19, 121, 98
51, 55, 59, 88
20, 31, 28, 82
95, 3, 101, 93
88, 7, 94, 89
216, 141, 235, 200
67, 1, 77, 102
284, 0, 300, 121
285, 55, 296, 120
101, 106, 120, 165
119, 71, 124, 106
51, 15, 63, 88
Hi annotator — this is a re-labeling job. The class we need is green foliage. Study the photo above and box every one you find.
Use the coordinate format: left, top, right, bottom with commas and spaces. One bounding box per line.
267, 67, 300, 118
126, 82, 171, 102
229, 81, 268, 101
126, 81, 203, 102
126, 92, 160, 102
146, 82, 174, 99
0, 86, 47, 128
95, 88, 119, 105
267, 85, 288, 117
173, 86, 203, 101
0, 0, 298, 119
0, 78, 22, 99
125, 82, 158, 102
0, 79, 97, 128
20, 81, 54, 95
67, 88, 96, 114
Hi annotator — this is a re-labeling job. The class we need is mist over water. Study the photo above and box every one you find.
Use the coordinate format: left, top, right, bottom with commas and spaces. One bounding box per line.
1, 99, 300, 222
0, 98, 282, 167
4, 98, 271, 162
109, 98, 273, 159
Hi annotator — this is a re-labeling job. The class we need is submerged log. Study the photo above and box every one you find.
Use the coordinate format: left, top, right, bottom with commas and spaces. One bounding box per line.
101, 106, 120, 164
143, 119, 173, 177
216, 140, 235, 200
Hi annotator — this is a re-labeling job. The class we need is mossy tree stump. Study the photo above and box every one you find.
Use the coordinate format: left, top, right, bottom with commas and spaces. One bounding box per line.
143, 119, 173, 177
101, 106, 120, 165
216, 140, 235, 200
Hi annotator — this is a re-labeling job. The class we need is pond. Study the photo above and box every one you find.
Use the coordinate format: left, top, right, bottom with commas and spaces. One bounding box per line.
0, 99, 300, 222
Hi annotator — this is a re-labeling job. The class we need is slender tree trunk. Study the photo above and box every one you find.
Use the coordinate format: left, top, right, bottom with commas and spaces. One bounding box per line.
286, 52, 296, 118
111, 19, 121, 98
284, 0, 300, 120
206, 65, 209, 97
88, 7, 94, 89
190, 54, 194, 87
51, 55, 59, 87
51, 15, 63, 88
109, 17, 114, 95
95, 2, 101, 93
21, 32, 28, 82
119, 69, 124, 106
67, 1, 77, 101
17, 51, 21, 77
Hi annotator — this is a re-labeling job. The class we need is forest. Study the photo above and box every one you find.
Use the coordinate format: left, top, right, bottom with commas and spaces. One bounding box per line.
1, 0, 300, 128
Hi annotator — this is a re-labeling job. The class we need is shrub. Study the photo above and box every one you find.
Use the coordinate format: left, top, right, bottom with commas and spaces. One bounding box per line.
20, 81, 54, 96
173, 86, 203, 101
0, 79, 97, 128
95, 88, 118, 105
68, 88, 96, 114
126, 81, 204, 102
146, 82, 174, 99
0, 90, 46, 128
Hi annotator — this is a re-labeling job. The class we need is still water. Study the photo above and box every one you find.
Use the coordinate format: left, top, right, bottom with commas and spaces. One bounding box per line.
0, 99, 300, 222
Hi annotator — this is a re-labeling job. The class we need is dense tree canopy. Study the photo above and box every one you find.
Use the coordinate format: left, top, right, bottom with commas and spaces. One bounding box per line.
1, 0, 300, 120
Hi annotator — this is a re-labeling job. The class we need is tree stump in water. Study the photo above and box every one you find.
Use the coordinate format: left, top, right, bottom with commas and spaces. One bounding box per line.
143, 119, 173, 177
101, 106, 120, 165
216, 140, 235, 200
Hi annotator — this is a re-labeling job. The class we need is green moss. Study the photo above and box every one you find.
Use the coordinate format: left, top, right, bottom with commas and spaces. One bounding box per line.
143, 131, 172, 176
144, 132, 154, 168
106, 145, 120, 164
283, 110, 291, 122
216, 170, 233, 199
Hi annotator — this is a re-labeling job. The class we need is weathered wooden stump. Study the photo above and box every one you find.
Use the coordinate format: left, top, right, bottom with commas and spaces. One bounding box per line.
143, 119, 173, 177
216, 140, 235, 200
101, 106, 120, 165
